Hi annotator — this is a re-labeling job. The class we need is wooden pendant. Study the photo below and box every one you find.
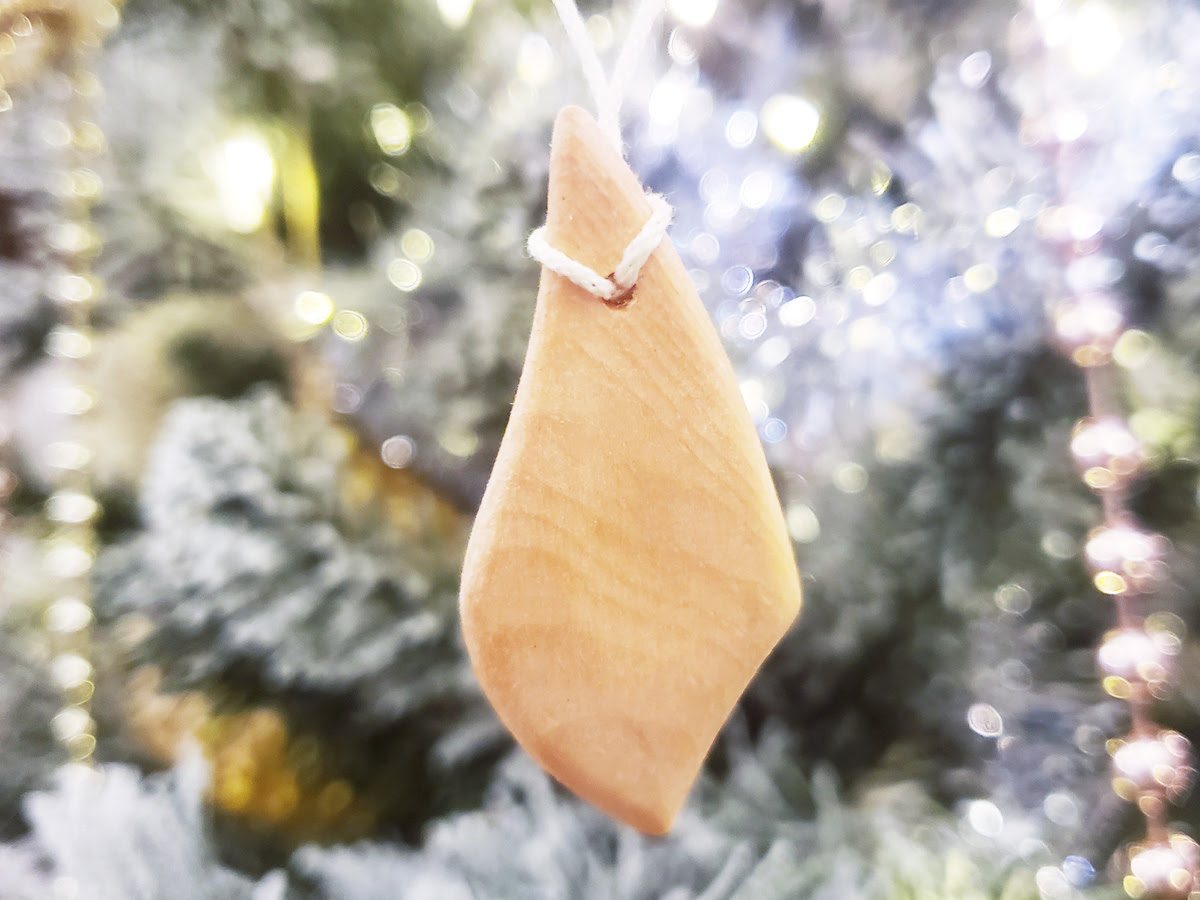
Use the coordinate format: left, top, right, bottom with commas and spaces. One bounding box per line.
460, 106, 802, 835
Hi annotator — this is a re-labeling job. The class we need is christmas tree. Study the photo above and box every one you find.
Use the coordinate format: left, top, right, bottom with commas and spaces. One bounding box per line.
1, 0, 1198, 896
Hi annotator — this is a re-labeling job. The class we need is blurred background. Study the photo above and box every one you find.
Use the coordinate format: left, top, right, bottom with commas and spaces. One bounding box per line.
1, 0, 1200, 897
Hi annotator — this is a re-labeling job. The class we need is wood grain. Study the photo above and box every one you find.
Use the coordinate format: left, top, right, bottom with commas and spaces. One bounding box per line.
460, 106, 802, 835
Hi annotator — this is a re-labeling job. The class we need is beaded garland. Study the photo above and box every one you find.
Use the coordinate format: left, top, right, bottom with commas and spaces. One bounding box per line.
1022, 1, 1200, 893
34, 0, 120, 766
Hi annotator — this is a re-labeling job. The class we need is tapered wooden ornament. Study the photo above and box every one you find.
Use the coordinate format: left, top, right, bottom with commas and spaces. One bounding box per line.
460, 106, 802, 835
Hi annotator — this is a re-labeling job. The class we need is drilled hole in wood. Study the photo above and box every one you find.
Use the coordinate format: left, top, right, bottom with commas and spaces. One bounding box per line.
604, 278, 636, 309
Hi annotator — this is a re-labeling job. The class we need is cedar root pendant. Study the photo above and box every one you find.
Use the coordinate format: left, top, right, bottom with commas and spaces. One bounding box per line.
460, 106, 802, 835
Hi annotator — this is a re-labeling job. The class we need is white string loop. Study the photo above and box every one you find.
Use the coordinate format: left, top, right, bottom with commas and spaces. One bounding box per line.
528, 193, 672, 303
548, 0, 618, 149
532, 0, 672, 304
608, 0, 667, 142
548, 0, 664, 153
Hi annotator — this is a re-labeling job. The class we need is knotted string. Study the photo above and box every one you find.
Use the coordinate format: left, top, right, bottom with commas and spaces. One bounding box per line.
527, 0, 672, 303
528, 192, 671, 304
549, 0, 665, 153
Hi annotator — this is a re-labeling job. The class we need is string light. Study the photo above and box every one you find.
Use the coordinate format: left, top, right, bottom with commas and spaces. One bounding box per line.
386, 257, 423, 291
760, 93, 820, 153
332, 310, 369, 342
400, 228, 435, 263
369, 103, 413, 156
1069, 3, 1123, 74
293, 290, 336, 326
516, 33, 557, 87
666, 0, 717, 28
214, 131, 277, 232
436, 0, 474, 29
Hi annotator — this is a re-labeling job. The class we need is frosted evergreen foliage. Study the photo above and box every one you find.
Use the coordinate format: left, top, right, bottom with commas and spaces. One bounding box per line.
9, 760, 265, 900
93, 391, 500, 812
286, 737, 1048, 900
0, 638, 65, 834
0, 743, 1061, 900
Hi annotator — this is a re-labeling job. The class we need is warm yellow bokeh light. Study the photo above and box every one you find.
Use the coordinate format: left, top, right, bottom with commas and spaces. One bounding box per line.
387, 258, 423, 292
294, 291, 335, 326
400, 228, 435, 263
436, 0, 474, 28
761, 93, 820, 153
517, 33, 556, 86
332, 310, 369, 342
215, 133, 276, 233
370, 103, 413, 156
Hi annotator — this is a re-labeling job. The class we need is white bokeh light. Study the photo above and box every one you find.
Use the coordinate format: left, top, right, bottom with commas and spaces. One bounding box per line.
667, 0, 717, 28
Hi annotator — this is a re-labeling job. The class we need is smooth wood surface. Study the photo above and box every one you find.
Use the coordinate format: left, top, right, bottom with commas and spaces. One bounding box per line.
460, 107, 801, 835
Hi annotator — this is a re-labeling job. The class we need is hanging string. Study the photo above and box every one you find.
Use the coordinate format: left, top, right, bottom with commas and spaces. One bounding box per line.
548, 0, 619, 149
529, 0, 672, 303
528, 192, 672, 304
548, 0, 664, 153
608, 0, 668, 146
